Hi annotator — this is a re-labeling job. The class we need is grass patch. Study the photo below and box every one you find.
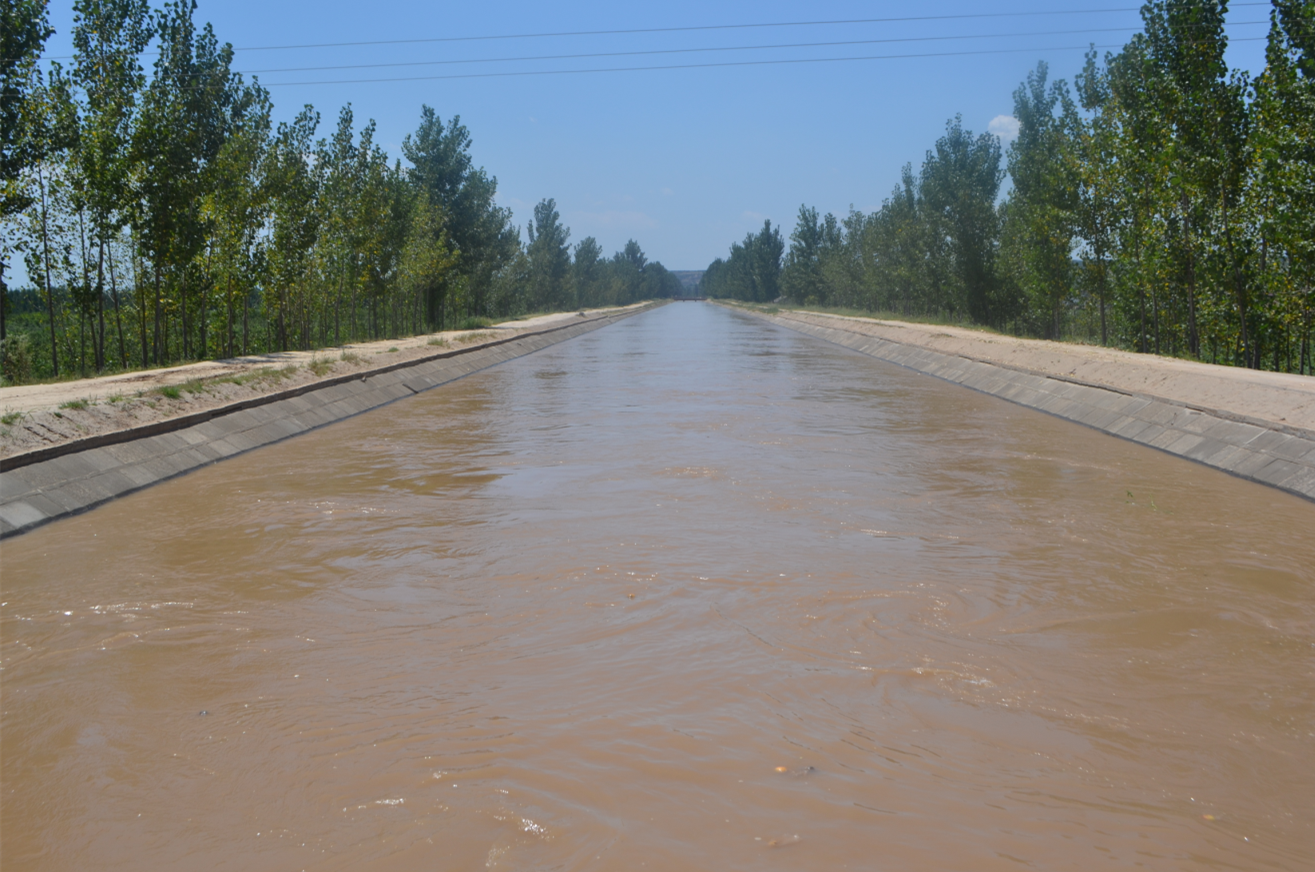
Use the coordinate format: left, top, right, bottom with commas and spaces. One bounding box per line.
107, 394, 126, 403
59, 398, 91, 410
308, 356, 334, 377
1, 410, 24, 426
457, 316, 492, 331
387, 346, 399, 353
226, 364, 298, 387
456, 331, 493, 344
156, 385, 182, 399
339, 350, 363, 363
426, 337, 450, 348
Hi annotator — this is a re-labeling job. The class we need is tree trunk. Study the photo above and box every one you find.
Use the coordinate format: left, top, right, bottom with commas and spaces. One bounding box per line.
138, 255, 149, 368
96, 245, 106, 371
78, 211, 94, 374
38, 165, 60, 377
1182, 193, 1198, 359
108, 244, 126, 369
153, 267, 164, 365
226, 277, 234, 358
181, 270, 190, 361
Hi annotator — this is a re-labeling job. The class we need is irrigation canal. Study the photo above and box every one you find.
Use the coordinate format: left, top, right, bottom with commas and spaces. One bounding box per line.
2, 302, 1312, 870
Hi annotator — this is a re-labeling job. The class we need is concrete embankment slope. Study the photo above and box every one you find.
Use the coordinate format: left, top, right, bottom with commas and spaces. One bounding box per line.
734, 306, 1315, 503
0, 306, 652, 538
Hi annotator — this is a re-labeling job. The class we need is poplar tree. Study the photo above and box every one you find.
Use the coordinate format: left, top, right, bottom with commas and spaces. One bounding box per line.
782, 205, 826, 305
402, 107, 515, 318
1001, 62, 1079, 339
920, 116, 1005, 325
1, 0, 55, 341
72, 0, 151, 369
1072, 48, 1121, 346
571, 236, 604, 308
526, 197, 571, 311
263, 106, 320, 352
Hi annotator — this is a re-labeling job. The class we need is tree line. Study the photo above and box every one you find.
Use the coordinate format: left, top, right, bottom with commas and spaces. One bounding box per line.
0, 0, 682, 384
704, 1, 1315, 374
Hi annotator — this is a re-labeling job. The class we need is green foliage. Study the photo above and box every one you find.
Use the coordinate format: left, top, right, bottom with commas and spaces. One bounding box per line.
702, 221, 784, 302
1, 0, 55, 222
709, 1, 1315, 374
4, 5, 676, 384
1, 332, 34, 384
59, 397, 90, 410
527, 198, 572, 311
1000, 63, 1077, 338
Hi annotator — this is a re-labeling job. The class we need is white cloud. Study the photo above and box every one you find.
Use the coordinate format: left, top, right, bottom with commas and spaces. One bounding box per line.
988, 115, 1020, 143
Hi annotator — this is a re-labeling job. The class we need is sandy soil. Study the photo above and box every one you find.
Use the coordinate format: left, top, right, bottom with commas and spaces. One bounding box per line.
0, 306, 645, 460
764, 308, 1315, 433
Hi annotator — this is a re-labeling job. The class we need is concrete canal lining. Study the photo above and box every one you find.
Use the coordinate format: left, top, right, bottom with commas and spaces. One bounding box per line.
733, 305, 1315, 504
0, 306, 651, 538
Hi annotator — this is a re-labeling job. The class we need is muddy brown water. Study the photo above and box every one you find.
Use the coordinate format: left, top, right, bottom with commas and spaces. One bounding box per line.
2, 303, 1312, 870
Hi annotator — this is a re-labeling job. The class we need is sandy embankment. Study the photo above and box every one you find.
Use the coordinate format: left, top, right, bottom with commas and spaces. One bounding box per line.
0, 306, 645, 461
767, 309, 1315, 434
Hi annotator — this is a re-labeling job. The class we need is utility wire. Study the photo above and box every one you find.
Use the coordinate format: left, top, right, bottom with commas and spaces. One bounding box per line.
27, 3, 1270, 61
238, 22, 1269, 75
229, 3, 1270, 53
257, 38, 1266, 87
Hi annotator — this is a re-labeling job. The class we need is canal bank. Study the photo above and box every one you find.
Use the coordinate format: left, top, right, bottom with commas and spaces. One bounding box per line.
726, 304, 1315, 503
0, 304, 657, 537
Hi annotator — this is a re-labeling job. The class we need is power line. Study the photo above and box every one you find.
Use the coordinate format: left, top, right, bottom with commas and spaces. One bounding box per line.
228, 4, 1268, 53
29, 4, 1270, 61
256, 38, 1266, 88
237, 22, 1269, 76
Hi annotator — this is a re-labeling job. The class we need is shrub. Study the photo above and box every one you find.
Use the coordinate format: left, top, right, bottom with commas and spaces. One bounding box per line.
1, 334, 34, 385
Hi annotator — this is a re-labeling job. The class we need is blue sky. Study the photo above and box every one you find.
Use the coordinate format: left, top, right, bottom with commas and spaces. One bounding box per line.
35, 0, 1272, 270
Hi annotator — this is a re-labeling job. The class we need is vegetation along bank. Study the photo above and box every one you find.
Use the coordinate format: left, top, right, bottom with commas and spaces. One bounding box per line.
704, 1, 1315, 376
1, 0, 684, 387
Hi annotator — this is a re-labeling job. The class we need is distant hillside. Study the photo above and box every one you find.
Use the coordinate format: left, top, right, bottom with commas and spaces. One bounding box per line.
670, 271, 705, 295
